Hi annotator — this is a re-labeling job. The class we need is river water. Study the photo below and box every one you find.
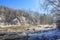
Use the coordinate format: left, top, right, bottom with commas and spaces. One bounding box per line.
0, 29, 60, 40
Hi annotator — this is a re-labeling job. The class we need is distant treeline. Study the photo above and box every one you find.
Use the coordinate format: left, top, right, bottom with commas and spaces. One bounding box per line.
0, 6, 54, 25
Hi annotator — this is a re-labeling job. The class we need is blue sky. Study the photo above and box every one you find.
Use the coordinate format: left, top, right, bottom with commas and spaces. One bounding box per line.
0, 0, 47, 13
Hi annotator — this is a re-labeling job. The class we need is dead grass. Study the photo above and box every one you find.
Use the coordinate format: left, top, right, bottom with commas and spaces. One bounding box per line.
0, 25, 56, 32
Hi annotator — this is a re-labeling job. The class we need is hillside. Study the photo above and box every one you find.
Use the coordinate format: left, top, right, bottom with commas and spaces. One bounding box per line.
0, 6, 55, 32
0, 6, 41, 26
